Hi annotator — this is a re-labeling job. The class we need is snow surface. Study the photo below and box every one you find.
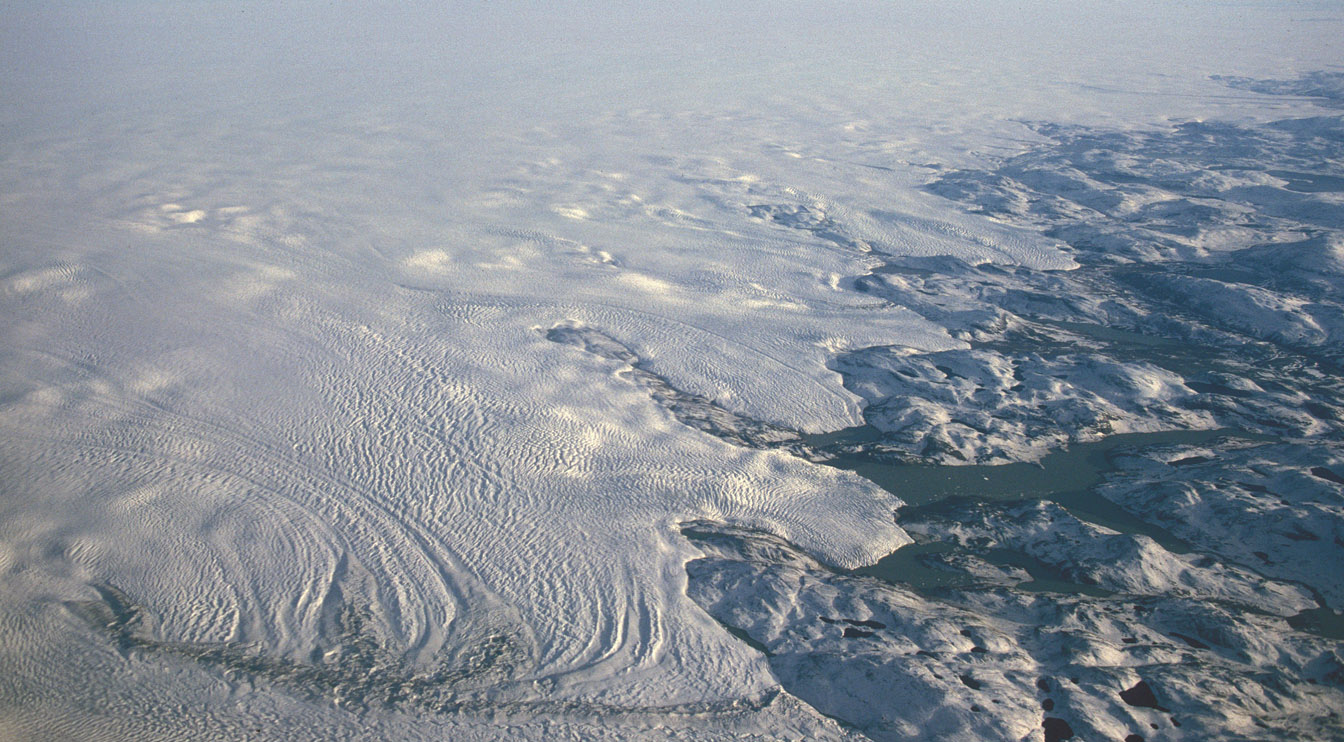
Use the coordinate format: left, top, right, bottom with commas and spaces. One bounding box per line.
686, 524, 1344, 742
2, 1, 1343, 739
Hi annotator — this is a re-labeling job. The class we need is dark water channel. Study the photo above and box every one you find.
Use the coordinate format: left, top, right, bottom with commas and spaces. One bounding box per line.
808, 425, 1344, 640
809, 427, 1274, 593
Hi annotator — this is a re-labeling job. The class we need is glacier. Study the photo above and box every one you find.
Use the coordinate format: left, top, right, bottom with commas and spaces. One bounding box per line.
2, 1, 1343, 740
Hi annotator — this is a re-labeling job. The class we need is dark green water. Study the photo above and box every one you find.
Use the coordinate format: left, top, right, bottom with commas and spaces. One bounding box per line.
852, 542, 1116, 598
814, 426, 1344, 641
820, 428, 1275, 594
831, 428, 1269, 554
1288, 606, 1344, 640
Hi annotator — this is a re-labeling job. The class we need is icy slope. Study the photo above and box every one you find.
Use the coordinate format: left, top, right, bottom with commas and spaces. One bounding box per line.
0, 192, 929, 730
686, 524, 1344, 742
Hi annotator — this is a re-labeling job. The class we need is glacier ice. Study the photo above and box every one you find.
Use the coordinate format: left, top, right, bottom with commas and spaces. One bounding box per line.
2, 1, 1344, 740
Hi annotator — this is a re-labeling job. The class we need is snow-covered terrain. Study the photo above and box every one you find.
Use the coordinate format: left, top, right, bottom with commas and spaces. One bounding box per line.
686, 524, 1343, 742
2, 1, 1343, 740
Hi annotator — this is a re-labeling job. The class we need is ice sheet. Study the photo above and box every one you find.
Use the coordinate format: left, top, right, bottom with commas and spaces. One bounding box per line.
2, 0, 1341, 738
